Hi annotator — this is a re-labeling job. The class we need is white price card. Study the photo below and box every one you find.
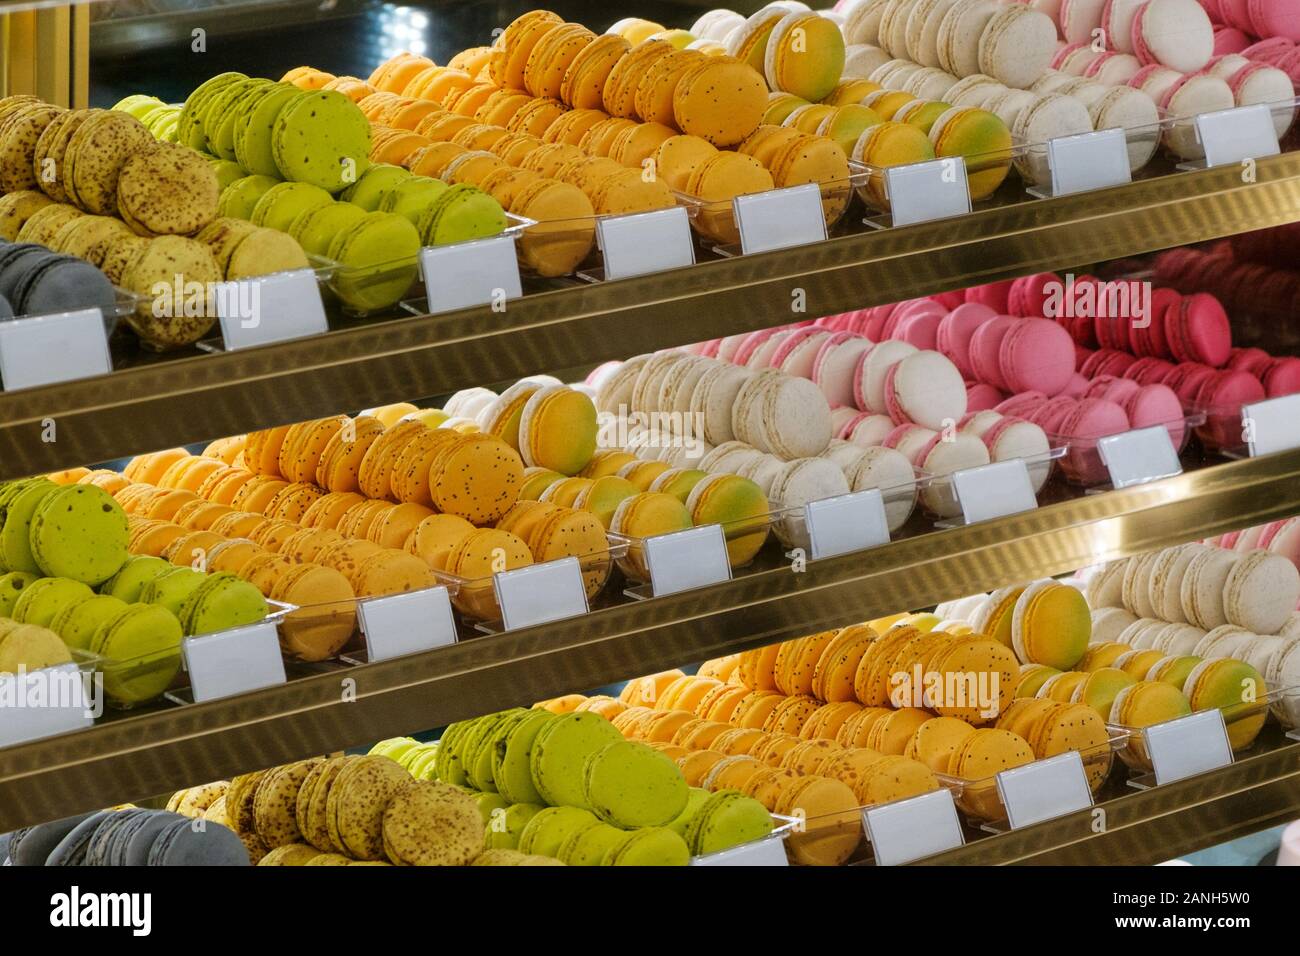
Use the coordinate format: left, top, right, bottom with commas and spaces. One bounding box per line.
806, 488, 890, 560
1048, 127, 1132, 196
358, 586, 457, 662
495, 557, 589, 631
1197, 104, 1280, 168
597, 206, 695, 280
884, 156, 972, 227
1146, 709, 1234, 785
996, 751, 1093, 829
183, 621, 286, 703
692, 835, 789, 866
644, 524, 731, 597
953, 459, 1037, 525
0, 663, 95, 748
216, 268, 327, 349
734, 183, 827, 255
421, 234, 522, 314
1243, 394, 1300, 457
0, 308, 111, 391
1098, 424, 1183, 489
863, 788, 964, 866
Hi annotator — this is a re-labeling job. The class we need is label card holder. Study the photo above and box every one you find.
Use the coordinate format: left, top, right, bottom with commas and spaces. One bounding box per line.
1047, 127, 1132, 196
1098, 425, 1183, 489
884, 157, 972, 227
183, 621, 286, 702
805, 489, 890, 560
494, 557, 589, 631
216, 269, 327, 349
597, 206, 695, 280
1196, 104, 1280, 168
644, 524, 731, 597
952, 459, 1037, 525
358, 586, 457, 662
863, 788, 965, 866
996, 751, 1093, 829
420, 234, 522, 314
0, 663, 94, 748
0, 308, 110, 391
1243, 394, 1300, 458
1145, 709, 1233, 785
691, 835, 789, 866
734, 183, 827, 255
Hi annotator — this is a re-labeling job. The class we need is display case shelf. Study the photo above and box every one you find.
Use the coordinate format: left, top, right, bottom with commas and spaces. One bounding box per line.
3, 151, 1300, 480
4, 446, 1300, 831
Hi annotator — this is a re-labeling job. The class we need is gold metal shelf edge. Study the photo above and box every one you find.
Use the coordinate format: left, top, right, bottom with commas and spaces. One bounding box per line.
2, 154, 1300, 478
3, 449, 1300, 830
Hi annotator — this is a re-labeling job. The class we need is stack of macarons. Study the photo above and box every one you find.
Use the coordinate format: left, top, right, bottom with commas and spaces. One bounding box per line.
0, 239, 117, 321
416, 705, 777, 865
1198, 0, 1300, 83
1, 803, 249, 866
205, 755, 490, 865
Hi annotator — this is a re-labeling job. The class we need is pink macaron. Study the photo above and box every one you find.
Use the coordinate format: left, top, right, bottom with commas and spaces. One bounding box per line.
896, 311, 943, 350
935, 303, 998, 378
1213, 26, 1253, 53
1026, 395, 1081, 433
1008, 273, 1061, 317
854, 339, 918, 413
1192, 368, 1266, 451
995, 390, 1049, 417
1248, 0, 1300, 42
1227, 347, 1274, 378
1057, 396, 1131, 482
1264, 356, 1300, 397
730, 328, 781, 365
1165, 292, 1232, 367
997, 318, 1077, 396
859, 304, 896, 340
1164, 362, 1220, 404
1123, 382, 1187, 447
1130, 287, 1180, 359
965, 280, 1015, 313
968, 315, 1022, 391
1062, 373, 1091, 397
966, 382, 1005, 411
1124, 356, 1177, 385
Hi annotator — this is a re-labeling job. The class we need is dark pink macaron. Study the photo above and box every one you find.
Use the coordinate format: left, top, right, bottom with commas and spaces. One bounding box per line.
1062, 373, 1090, 397
1227, 346, 1274, 378
1123, 383, 1187, 447
896, 311, 942, 350
964, 280, 1015, 313
1131, 287, 1180, 358
1007, 273, 1061, 318
1123, 357, 1176, 385
1165, 292, 1232, 367
995, 390, 1048, 417
997, 317, 1077, 396
1264, 356, 1300, 397
1193, 368, 1266, 451
1027, 395, 1081, 434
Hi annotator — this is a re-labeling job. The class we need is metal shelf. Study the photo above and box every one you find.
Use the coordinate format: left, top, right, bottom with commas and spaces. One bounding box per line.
3, 152, 1300, 480
918, 730, 1300, 866
4, 447, 1300, 831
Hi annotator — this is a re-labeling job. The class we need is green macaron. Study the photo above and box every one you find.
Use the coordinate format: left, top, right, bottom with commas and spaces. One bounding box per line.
139, 566, 206, 618
29, 484, 129, 586
581, 739, 688, 828
288, 201, 367, 258
492, 708, 555, 805
49, 593, 130, 650
484, 802, 543, 850
378, 176, 449, 227
607, 826, 691, 865
557, 821, 625, 866
250, 181, 335, 233
217, 174, 281, 220
516, 806, 598, 858
416, 183, 508, 247
0, 479, 59, 575
339, 163, 413, 211
177, 571, 268, 637
528, 711, 623, 810
100, 554, 173, 603
271, 89, 371, 192
0, 570, 38, 616
325, 210, 421, 313
90, 603, 184, 704
234, 83, 303, 178
683, 789, 774, 856
11, 577, 95, 629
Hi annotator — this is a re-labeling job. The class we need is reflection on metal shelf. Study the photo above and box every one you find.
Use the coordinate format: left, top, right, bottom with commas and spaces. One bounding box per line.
4, 449, 1300, 830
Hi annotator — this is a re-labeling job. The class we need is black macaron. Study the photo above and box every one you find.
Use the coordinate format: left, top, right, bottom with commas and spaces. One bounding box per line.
12, 254, 117, 318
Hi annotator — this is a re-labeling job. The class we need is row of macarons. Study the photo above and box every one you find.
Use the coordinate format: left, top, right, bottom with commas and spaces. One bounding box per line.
1200, 0, 1300, 44
1083, 538, 1300, 635
1154, 241, 1300, 326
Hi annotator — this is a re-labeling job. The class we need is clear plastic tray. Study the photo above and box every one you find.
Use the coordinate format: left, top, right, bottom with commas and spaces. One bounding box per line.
99, 599, 295, 707
326, 214, 533, 315
1107, 684, 1300, 780
936, 735, 1123, 830
606, 507, 787, 588
431, 541, 625, 628
1166, 95, 1299, 168
690, 812, 799, 865
674, 168, 861, 249
919, 446, 1067, 523
856, 141, 1028, 228
1048, 413, 1204, 488
1024, 119, 1165, 199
